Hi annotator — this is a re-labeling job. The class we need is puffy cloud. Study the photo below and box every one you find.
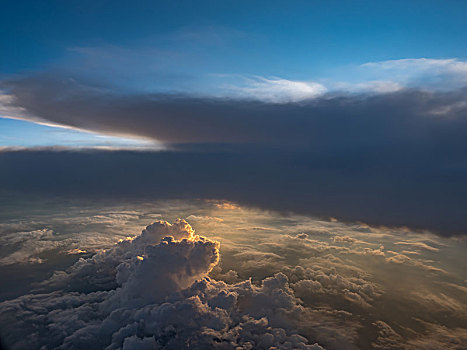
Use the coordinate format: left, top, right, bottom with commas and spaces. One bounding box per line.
371, 320, 403, 349
286, 265, 379, 308
210, 266, 240, 284
361, 246, 385, 256
0, 220, 325, 350
0, 229, 57, 265
292, 279, 324, 294
112, 235, 220, 308
39, 219, 205, 292
1, 205, 466, 349
0, 206, 183, 271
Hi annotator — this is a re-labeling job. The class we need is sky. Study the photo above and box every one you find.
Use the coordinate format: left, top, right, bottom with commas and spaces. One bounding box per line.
2, 0, 467, 147
1, 1, 467, 349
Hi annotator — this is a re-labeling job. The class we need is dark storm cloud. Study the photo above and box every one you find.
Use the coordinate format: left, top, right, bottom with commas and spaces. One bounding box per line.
0, 145, 466, 236
3, 75, 467, 149
1, 76, 467, 236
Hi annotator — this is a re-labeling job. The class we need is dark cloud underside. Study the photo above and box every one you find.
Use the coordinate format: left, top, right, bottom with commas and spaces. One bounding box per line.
3, 77, 467, 148
2, 77, 467, 235
1, 147, 466, 236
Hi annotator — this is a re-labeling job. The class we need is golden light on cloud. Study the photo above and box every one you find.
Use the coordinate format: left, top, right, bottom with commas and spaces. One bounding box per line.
213, 201, 240, 210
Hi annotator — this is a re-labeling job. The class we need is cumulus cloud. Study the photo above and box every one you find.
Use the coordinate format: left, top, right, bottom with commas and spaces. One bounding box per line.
0, 229, 57, 265
371, 320, 403, 349
0, 220, 325, 350
39, 219, 207, 292
286, 265, 379, 309
1, 205, 466, 350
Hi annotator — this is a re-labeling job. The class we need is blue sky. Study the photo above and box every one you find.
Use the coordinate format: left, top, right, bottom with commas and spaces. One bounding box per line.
1, 0, 467, 147
0, 117, 158, 149
3, 0, 467, 73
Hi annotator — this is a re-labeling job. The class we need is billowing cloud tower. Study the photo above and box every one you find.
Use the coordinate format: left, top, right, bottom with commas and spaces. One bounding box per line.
0, 220, 324, 350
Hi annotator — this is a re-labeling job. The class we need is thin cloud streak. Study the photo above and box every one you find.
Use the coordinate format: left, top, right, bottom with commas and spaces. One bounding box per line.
360, 58, 467, 90
221, 76, 327, 103
361, 58, 467, 74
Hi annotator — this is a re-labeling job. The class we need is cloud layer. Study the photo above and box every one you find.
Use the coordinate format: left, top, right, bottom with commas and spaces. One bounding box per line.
1, 145, 466, 236
1, 72, 467, 235
2, 76, 467, 146
0, 202, 465, 349
0, 220, 325, 350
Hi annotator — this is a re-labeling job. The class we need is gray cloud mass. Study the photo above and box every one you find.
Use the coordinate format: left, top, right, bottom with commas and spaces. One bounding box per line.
3, 75, 467, 148
1, 75, 467, 236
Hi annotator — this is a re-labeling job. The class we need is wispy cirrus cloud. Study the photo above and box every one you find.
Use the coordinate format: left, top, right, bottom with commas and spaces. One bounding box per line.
220, 76, 327, 103
360, 58, 467, 90
362, 58, 467, 74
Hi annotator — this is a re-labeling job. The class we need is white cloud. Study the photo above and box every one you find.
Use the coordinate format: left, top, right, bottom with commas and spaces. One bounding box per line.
0, 93, 30, 119
225, 76, 327, 103
360, 58, 467, 90
333, 80, 403, 94
361, 58, 467, 74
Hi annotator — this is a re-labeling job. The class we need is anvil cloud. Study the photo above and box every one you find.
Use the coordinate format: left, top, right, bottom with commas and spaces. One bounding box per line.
1, 76, 467, 235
